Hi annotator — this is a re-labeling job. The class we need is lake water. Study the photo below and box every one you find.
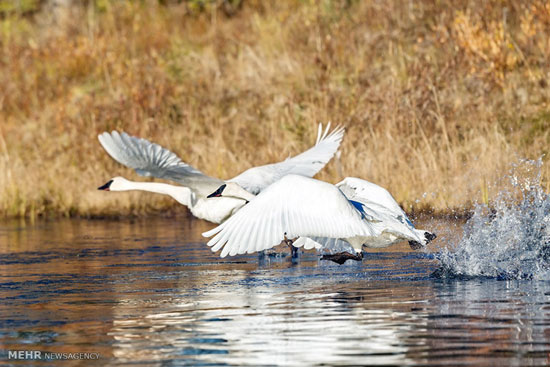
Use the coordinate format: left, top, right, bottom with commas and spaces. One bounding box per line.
1, 216, 549, 366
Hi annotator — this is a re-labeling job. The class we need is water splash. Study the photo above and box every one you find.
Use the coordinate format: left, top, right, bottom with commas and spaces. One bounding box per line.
434, 158, 550, 280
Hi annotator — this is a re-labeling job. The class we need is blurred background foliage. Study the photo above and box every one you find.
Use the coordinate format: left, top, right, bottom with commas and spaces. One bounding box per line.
0, 0, 549, 218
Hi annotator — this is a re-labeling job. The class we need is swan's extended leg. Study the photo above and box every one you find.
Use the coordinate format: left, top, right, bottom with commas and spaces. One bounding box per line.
321, 251, 363, 265
284, 235, 299, 258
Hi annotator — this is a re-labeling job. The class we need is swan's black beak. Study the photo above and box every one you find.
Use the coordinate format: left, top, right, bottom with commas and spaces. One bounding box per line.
207, 184, 226, 198
98, 180, 113, 191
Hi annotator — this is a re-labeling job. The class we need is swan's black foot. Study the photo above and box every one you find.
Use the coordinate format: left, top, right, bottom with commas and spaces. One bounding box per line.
284, 235, 299, 258
321, 251, 363, 265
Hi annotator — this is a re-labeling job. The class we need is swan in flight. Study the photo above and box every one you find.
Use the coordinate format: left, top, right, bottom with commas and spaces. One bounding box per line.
97, 124, 345, 224
202, 175, 436, 264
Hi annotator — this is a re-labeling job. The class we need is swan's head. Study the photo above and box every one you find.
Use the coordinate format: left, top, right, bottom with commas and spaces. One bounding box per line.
98, 177, 130, 191
207, 182, 255, 202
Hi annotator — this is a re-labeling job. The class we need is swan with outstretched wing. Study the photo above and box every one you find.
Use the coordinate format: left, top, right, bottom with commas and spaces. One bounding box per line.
97, 124, 345, 223
202, 175, 436, 264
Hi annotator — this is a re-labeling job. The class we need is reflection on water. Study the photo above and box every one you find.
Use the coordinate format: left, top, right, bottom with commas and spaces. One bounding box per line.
0, 218, 549, 366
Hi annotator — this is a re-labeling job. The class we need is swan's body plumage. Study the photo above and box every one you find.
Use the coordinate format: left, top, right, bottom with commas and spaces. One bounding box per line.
202, 175, 434, 257
334, 177, 429, 248
98, 124, 344, 223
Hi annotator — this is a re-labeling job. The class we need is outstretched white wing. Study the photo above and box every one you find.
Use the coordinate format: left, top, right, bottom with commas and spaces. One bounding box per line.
228, 123, 345, 194
98, 131, 223, 192
202, 175, 376, 258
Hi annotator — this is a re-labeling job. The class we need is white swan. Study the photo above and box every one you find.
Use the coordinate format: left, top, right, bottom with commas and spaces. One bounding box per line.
97, 124, 345, 224
202, 175, 436, 263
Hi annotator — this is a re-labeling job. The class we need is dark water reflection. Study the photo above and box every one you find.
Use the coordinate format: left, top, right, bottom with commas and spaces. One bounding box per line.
0, 218, 549, 366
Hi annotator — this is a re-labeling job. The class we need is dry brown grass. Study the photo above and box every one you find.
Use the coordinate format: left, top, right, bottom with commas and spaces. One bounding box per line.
1, 0, 550, 218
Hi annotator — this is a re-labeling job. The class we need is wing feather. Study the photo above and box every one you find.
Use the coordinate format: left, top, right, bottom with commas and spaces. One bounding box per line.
235, 214, 253, 255
98, 131, 222, 191
247, 219, 262, 254
260, 213, 273, 253
228, 123, 345, 194
203, 175, 375, 257
210, 228, 229, 253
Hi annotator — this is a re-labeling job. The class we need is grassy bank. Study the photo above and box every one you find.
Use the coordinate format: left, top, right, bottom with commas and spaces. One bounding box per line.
1, 0, 549, 218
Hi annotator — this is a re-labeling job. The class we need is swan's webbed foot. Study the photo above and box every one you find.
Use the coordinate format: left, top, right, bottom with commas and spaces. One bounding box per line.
284, 235, 299, 258
321, 251, 363, 265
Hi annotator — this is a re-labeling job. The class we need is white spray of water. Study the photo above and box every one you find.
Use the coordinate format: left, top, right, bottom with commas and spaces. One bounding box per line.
435, 158, 550, 280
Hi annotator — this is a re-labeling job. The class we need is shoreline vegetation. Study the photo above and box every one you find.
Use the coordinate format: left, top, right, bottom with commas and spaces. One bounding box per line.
1, 0, 550, 219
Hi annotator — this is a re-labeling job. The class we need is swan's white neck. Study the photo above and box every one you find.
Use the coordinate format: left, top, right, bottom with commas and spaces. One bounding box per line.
222, 182, 256, 202
111, 178, 195, 207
